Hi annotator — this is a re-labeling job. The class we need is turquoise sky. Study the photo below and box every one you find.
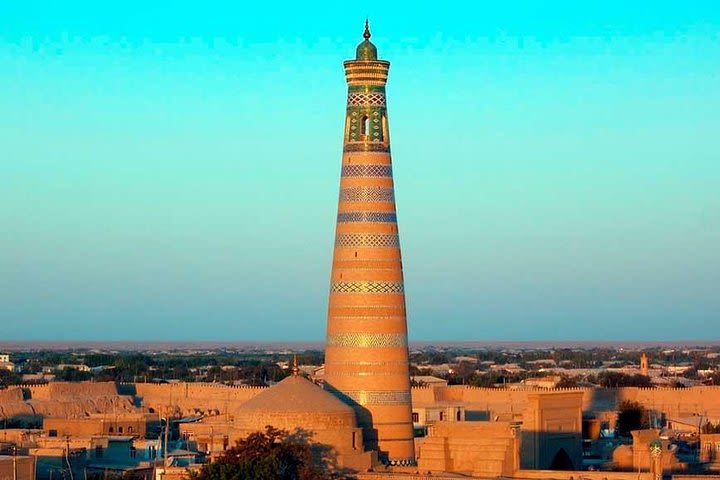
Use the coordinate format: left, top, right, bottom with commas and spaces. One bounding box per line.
1, 1, 719, 341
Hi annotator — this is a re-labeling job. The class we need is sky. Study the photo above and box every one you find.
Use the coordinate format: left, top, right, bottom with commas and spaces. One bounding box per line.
1, 1, 719, 342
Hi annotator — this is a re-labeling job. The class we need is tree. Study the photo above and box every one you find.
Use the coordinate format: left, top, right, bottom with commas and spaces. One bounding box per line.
702, 421, 720, 434
555, 375, 582, 388
0, 369, 22, 386
616, 400, 650, 437
189, 426, 335, 480
593, 372, 653, 388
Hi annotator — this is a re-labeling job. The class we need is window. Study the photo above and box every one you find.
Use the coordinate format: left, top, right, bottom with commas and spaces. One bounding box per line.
412, 412, 419, 423
361, 115, 369, 138
456, 410, 462, 421
439, 411, 445, 421
108, 427, 114, 433
118, 426, 123, 434
128, 426, 133, 433
352, 432, 357, 450
95, 446, 104, 458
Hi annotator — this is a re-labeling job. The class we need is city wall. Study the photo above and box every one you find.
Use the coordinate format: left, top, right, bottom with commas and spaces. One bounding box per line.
412, 386, 720, 421
3, 383, 720, 423
132, 383, 266, 416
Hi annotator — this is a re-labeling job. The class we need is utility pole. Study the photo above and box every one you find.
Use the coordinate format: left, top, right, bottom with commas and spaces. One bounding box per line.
65, 435, 74, 480
12, 445, 17, 480
163, 407, 170, 468
209, 426, 214, 459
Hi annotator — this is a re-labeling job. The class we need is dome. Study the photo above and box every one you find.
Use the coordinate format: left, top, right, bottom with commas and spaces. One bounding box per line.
355, 20, 378, 61
356, 40, 377, 61
235, 375, 357, 431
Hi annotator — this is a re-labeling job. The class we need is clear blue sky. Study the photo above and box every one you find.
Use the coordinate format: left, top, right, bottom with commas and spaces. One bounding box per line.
1, 1, 719, 342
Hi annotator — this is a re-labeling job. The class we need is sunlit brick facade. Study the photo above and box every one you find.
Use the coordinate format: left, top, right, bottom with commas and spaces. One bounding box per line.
324, 21, 415, 466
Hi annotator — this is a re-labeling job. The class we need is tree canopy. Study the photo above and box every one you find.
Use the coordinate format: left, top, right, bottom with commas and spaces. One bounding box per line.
189, 426, 335, 480
616, 400, 650, 437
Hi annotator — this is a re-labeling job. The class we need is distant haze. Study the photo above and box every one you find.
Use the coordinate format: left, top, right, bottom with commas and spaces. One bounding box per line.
1, 2, 719, 341
1, 340, 719, 353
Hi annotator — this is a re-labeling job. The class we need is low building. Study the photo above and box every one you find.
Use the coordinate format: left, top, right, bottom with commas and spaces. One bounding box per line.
418, 421, 519, 477
520, 391, 584, 470
520, 376, 563, 389
667, 415, 708, 433
44, 413, 152, 438
413, 404, 465, 428
179, 419, 231, 456
0, 353, 15, 372
154, 464, 202, 480
611, 429, 684, 473
21, 373, 55, 383
30, 446, 87, 480
700, 433, 720, 470
34, 436, 154, 480
0, 454, 35, 480
55, 364, 91, 372
411, 376, 448, 388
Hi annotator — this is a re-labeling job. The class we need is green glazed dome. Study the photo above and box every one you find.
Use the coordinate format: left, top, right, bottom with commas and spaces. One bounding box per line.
355, 20, 377, 60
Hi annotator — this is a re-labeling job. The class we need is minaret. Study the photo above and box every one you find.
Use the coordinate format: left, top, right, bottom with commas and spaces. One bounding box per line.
324, 21, 415, 466
640, 352, 649, 376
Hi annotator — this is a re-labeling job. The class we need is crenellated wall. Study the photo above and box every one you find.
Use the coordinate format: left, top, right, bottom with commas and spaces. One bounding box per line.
133, 383, 266, 416
3, 383, 720, 428
411, 386, 720, 423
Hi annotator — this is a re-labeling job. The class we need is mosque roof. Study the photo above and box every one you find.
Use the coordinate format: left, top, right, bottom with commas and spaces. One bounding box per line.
239, 375, 353, 415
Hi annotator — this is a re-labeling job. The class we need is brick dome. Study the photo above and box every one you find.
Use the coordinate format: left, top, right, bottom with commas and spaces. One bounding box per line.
235, 375, 358, 431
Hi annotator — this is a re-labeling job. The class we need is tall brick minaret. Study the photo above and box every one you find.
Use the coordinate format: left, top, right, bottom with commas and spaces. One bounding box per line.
324, 21, 415, 467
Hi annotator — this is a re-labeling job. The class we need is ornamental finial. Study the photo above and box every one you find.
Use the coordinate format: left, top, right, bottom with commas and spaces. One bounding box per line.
292, 354, 299, 376
363, 19, 371, 40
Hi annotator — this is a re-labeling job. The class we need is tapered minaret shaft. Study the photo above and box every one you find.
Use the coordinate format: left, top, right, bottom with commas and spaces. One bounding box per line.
324, 22, 415, 467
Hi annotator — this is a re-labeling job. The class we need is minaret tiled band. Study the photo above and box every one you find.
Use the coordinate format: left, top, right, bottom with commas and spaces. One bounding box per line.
324, 20, 415, 467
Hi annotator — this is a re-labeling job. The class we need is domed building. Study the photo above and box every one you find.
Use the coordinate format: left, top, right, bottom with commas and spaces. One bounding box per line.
233, 364, 376, 471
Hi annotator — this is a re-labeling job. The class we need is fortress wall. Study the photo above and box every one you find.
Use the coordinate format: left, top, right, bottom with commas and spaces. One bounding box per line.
134, 383, 266, 416
411, 386, 720, 422
0, 387, 35, 420
620, 387, 720, 418
6, 383, 137, 420
29, 396, 136, 418
7, 383, 720, 426
0, 387, 24, 403
46, 382, 118, 398
25, 383, 51, 399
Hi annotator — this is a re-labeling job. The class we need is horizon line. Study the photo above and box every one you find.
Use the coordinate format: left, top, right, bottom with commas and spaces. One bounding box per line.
1, 339, 719, 351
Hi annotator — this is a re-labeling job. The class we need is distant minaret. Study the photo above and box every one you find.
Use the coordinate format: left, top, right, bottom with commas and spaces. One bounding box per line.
324, 21, 415, 466
640, 353, 649, 376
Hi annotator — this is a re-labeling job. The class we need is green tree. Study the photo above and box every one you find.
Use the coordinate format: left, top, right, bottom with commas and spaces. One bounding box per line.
594, 372, 652, 388
616, 400, 650, 437
0, 369, 22, 386
702, 421, 720, 434
189, 426, 334, 480
57, 368, 93, 382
